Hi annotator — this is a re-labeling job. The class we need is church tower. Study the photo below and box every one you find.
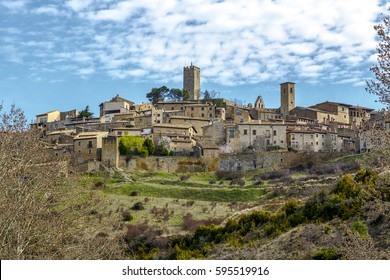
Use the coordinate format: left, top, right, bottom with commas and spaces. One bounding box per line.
183, 64, 200, 100
280, 82, 295, 118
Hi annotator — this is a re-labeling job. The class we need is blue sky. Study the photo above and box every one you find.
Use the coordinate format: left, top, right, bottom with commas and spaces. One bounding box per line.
0, 0, 388, 121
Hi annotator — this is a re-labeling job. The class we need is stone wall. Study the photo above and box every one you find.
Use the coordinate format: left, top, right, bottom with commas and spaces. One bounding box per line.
101, 136, 119, 168
118, 156, 207, 172
219, 151, 287, 171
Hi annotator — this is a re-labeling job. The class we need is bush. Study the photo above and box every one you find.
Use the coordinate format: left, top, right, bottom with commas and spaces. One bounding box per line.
122, 211, 133, 222
254, 180, 263, 186
132, 202, 145, 211
310, 248, 343, 260
93, 180, 106, 189
332, 174, 360, 199
180, 175, 191, 181
354, 169, 378, 184
259, 169, 289, 180
130, 191, 139, 196
215, 170, 243, 180
352, 220, 369, 237
186, 200, 195, 207
230, 179, 245, 187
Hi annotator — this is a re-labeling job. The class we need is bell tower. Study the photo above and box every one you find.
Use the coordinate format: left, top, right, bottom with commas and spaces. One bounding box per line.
280, 82, 295, 118
183, 63, 200, 100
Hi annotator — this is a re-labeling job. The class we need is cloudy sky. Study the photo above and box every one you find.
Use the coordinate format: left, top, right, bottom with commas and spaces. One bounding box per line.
0, 0, 388, 120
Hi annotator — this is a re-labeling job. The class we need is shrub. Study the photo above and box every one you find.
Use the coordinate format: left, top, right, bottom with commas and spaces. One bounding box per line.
230, 179, 245, 187
186, 200, 195, 207
282, 199, 301, 216
310, 248, 343, 260
132, 202, 145, 211
352, 220, 369, 237
130, 191, 139, 196
215, 170, 243, 180
354, 169, 378, 184
122, 211, 133, 222
254, 180, 263, 186
260, 169, 289, 180
93, 180, 106, 189
180, 175, 191, 181
181, 213, 223, 232
332, 174, 360, 199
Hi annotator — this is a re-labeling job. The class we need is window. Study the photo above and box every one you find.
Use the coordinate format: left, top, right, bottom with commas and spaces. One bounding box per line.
78, 141, 81, 146
88, 149, 92, 154
243, 129, 248, 135
316, 141, 319, 145
291, 134, 295, 140
88, 141, 93, 148
191, 107, 194, 111
316, 134, 318, 138
117, 132, 122, 136
310, 135, 314, 139
265, 130, 270, 138
209, 114, 213, 118
322, 135, 325, 138
201, 107, 204, 111
290, 88, 293, 93
202, 113, 205, 117
229, 130, 235, 138
273, 130, 277, 136
253, 130, 257, 135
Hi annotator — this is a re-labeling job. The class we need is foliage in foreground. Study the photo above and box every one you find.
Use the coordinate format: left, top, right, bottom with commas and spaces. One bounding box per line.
0, 105, 125, 259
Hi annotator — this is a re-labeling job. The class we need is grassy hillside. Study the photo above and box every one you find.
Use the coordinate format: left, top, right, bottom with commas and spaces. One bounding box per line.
80, 156, 389, 259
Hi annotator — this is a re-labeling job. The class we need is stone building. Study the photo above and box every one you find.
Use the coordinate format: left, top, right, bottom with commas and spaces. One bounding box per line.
237, 121, 287, 150
183, 64, 200, 100
99, 95, 134, 117
73, 131, 108, 163
168, 116, 210, 136
152, 124, 197, 154
280, 82, 296, 118
287, 129, 338, 152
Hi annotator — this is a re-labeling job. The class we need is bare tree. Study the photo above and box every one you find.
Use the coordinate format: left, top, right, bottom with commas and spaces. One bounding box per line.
362, 8, 390, 168
0, 104, 125, 259
366, 8, 390, 109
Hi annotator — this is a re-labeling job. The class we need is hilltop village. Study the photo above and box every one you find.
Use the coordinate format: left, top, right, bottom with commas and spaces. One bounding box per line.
32, 65, 389, 172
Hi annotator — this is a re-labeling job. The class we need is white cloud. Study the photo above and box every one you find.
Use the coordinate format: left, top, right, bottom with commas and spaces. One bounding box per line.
78, 67, 95, 76
0, 0, 29, 11
0, 0, 386, 87
66, 0, 93, 12
31, 6, 66, 16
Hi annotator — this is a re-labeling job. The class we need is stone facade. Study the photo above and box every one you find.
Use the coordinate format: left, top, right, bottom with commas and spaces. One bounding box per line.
99, 95, 134, 117
183, 64, 200, 100
280, 82, 295, 118
237, 121, 287, 149
101, 135, 120, 168
73, 131, 108, 163
168, 116, 210, 136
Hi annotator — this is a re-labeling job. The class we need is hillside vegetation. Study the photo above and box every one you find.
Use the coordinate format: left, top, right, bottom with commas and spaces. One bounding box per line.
85, 155, 390, 260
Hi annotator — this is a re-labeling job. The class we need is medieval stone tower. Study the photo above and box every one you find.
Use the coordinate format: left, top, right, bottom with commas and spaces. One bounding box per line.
183, 64, 200, 101
280, 82, 295, 118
